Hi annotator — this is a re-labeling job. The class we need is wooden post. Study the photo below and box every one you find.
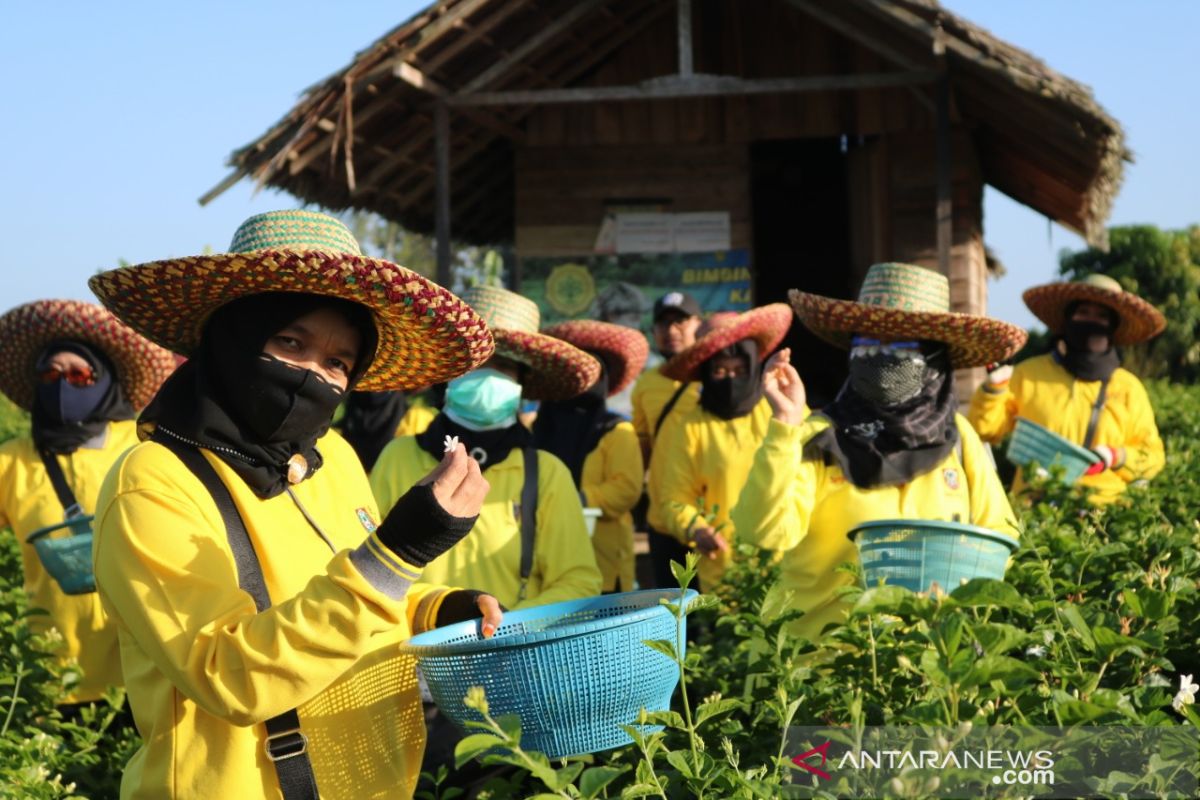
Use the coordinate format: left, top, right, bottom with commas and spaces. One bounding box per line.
935, 70, 952, 277
677, 0, 694, 77
434, 101, 452, 288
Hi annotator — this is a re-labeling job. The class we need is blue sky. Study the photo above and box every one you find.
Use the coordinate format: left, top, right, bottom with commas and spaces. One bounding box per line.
3, 1, 1197, 331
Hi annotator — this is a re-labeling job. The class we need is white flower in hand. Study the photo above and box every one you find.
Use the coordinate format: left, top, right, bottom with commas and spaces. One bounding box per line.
443, 434, 461, 454
1172, 674, 1197, 712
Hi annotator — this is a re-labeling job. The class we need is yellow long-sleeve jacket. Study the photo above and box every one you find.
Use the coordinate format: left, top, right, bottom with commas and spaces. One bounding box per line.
647, 399, 774, 589
630, 367, 700, 460
967, 353, 1165, 502
0, 419, 135, 703
371, 435, 602, 610
93, 429, 451, 800
580, 421, 644, 592
731, 414, 1018, 641
395, 404, 438, 438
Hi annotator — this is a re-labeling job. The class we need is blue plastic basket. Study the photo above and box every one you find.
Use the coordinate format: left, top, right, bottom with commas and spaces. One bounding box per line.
400, 588, 697, 758
26, 515, 96, 595
1006, 417, 1100, 484
849, 519, 1018, 594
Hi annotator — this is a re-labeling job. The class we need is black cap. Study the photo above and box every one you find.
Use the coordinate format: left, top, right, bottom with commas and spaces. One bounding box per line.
652, 291, 702, 322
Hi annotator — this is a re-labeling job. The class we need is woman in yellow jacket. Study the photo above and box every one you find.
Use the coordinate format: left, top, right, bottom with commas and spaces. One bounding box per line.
0, 299, 175, 707
968, 273, 1166, 502
88, 210, 501, 800
534, 320, 649, 592
732, 263, 1026, 641
647, 304, 794, 590
372, 285, 604, 611
336, 389, 440, 471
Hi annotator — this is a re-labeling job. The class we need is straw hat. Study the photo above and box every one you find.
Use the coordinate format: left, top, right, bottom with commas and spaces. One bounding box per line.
660, 304, 793, 382
1023, 273, 1165, 346
461, 286, 600, 401
542, 320, 650, 396
789, 263, 1027, 368
88, 210, 494, 392
0, 299, 177, 411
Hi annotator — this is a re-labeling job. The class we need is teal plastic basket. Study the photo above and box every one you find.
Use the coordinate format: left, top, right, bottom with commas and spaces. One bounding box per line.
26, 515, 96, 595
1006, 417, 1100, 484
400, 588, 696, 759
849, 519, 1018, 594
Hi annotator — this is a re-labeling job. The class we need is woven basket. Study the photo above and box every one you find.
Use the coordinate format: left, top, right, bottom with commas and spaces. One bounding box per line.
849, 519, 1017, 594
401, 589, 696, 758
1006, 417, 1101, 484
26, 516, 96, 595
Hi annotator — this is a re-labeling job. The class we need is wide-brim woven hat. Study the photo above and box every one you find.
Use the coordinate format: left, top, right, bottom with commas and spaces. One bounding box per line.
542, 320, 650, 397
1023, 273, 1165, 346
789, 263, 1027, 368
88, 210, 494, 392
661, 304, 793, 382
461, 285, 600, 401
0, 299, 177, 411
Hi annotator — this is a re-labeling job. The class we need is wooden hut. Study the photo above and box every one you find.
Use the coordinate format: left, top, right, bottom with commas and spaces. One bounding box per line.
203, 0, 1125, 402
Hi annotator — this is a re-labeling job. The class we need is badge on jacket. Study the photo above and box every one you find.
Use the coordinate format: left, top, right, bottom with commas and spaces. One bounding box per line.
356, 508, 379, 533
943, 468, 960, 491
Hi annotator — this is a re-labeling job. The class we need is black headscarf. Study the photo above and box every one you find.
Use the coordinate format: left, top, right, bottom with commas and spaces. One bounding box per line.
1056, 305, 1121, 381
699, 340, 764, 420
816, 348, 959, 489
32, 340, 135, 454
337, 390, 409, 471
416, 412, 531, 471
532, 361, 621, 485
141, 292, 378, 498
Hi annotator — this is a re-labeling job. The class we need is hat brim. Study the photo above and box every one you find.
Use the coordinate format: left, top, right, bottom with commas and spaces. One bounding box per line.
541, 321, 650, 396
88, 250, 495, 392
0, 299, 178, 411
788, 290, 1027, 368
661, 304, 793, 382
494, 330, 601, 402
1023, 282, 1165, 346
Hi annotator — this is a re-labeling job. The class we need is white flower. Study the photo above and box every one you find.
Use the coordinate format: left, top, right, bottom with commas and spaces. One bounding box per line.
1172, 674, 1197, 712
1025, 645, 1047, 658
443, 435, 461, 454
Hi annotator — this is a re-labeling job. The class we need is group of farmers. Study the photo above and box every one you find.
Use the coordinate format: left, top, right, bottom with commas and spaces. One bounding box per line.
0, 209, 1165, 798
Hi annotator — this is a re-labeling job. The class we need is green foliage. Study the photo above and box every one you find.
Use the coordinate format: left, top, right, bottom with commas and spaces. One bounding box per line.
0, 396, 28, 444
1058, 224, 1200, 380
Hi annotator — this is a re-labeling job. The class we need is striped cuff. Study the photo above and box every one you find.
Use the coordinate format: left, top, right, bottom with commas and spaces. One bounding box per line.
349, 533, 422, 600
982, 381, 1009, 394
412, 587, 454, 633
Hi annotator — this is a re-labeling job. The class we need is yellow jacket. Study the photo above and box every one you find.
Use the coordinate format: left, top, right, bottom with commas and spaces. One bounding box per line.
371, 436, 602, 609
647, 399, 774, 589
395, 404, 438, 438
731, 414, 1018, 641
0, 420, 135, 703
93, 429, 450, 800
967, 353, 1165, 502
630, 367, 700, 459
580, 421, 644, 592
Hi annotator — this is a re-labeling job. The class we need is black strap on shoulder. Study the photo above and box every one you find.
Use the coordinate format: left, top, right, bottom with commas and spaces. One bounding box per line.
653, 382, 691, 441
37, 450, 83, 519
1083, 377, 1111, 451
154, 435, 319, 800
517, 445, 539, 603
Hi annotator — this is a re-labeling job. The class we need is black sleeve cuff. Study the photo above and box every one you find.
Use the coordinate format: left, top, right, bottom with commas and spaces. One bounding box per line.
376, 483, 477, 568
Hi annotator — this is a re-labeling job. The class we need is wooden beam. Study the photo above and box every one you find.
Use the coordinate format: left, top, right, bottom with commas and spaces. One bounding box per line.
936, 70, 953, 277
434, 102, 452, 287
394, 61, 527, 141
448, 70, 939, 106
457, 0, 610, 94
783, 0, 924, 71
199, 167, 249, 206
677, 0, 694, 78
420, 1, 528, 73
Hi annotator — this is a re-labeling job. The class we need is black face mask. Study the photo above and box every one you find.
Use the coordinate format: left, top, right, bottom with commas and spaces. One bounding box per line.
223, 355, 346, 444
699, 340, 763, 420
1059, 320, 1121, 382
1064, 320, 1113, 354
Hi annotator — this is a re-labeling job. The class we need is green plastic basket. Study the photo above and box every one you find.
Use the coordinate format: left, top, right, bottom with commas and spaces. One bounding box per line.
26, 516, 96, 595
1006, 417, 1100, 484
849, 519, 1018, 594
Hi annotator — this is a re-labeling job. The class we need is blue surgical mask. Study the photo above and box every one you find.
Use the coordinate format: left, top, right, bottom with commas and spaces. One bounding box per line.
443, 368, 523, 430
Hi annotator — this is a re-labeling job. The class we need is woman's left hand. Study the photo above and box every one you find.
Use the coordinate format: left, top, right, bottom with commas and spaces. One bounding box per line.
436, 589, 505, 638
475, 594, 504, 639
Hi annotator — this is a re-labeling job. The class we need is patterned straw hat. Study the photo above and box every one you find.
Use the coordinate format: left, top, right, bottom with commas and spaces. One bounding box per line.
542, 320, 650, 397
461, 285, 600, 401
0, 299, 177, 411
789, 263, 1027, 368
1023, 273, 1165, 346
661, 304, 793, 382
88, 210, 494, 391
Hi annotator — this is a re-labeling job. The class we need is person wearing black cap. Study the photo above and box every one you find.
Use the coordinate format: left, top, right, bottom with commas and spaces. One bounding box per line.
629, 291, 702, 587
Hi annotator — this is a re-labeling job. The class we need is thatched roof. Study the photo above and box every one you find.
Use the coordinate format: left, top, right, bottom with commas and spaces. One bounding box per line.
204, 0, 1126, 247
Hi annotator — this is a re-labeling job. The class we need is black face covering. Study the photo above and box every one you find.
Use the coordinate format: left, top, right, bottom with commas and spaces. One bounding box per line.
336, 391, 409, 471
699, 340, 763, 421
1058, 319, 1121, 382
32, 340, 135, 454
532, 360, 621, 485
141, 292, 378, 498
